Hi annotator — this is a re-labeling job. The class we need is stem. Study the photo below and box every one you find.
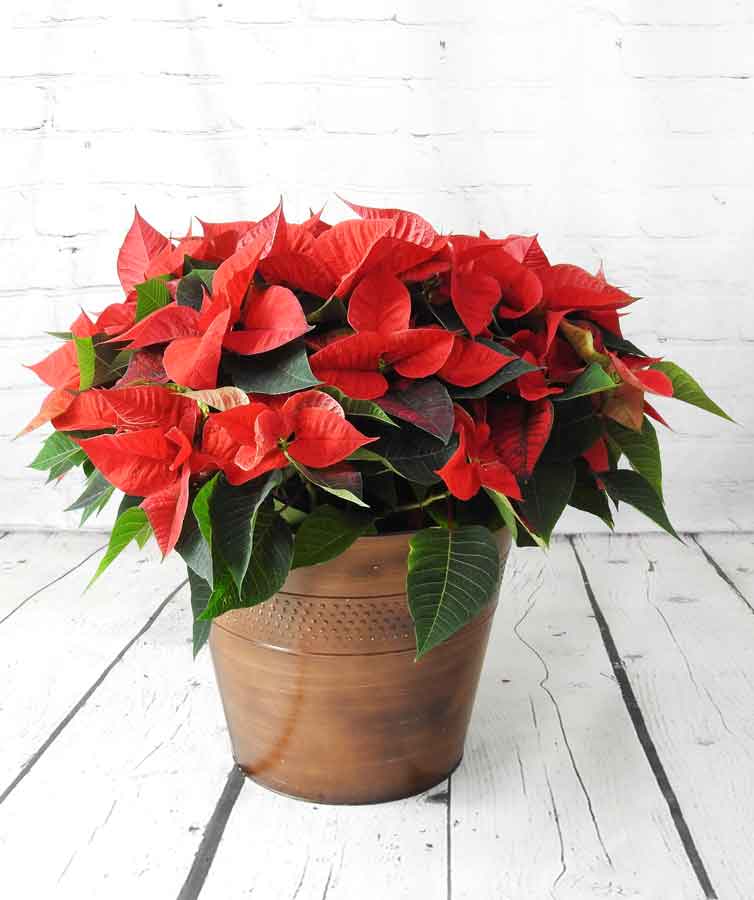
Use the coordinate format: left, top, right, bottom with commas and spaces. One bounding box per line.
378, 491, 450, 519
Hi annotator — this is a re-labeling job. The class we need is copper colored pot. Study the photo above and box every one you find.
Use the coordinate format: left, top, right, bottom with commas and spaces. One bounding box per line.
209, 528, 511, 804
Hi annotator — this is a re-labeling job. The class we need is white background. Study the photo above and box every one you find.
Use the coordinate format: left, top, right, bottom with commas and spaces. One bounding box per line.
1, 0, 752, 533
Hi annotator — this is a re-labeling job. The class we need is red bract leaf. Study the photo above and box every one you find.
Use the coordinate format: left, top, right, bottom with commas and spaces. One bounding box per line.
115, 349, 169, 387
211, 233, 269, 322
490, 399, 554, 479
347, 270, 410, 334
258, 252, 337, 299
105, 385, 196, 430
282, 389, 344, 419
450, 267, 500, 336
69, 311, 98, 338
480, 249, 543, 319
383, 328, 454, 378
52, 390, 120, 431
311, 219, 394, 292
539, 264, 635, 312
117, 208, 172, 295
27, 341, 80, 390
437, 336, 511, 387
141, 466, 190, 557
111, 304, 200, 348
18, 389, 76, 436
583, 437, 609, 473
301, 207, 329, 236
516, 362, 563, 401
199, 218, 256, 240
436, 438, 481, 500
96, 301, 136, 337
145, 236, 203, 280
163, 306, 231, 389
478, 458, 522, 499
223, 285, 311, 355
603, 383, 645, 431
76, 428, 177, 495
237, 199, 286, 257
609, 353, 673, 397
184, 386, 249, 411
338, 197, 440, 247
288, 407, 377, 468
500, 234, 550, 270
309, 332, 387, 399
644, 400, 671, 429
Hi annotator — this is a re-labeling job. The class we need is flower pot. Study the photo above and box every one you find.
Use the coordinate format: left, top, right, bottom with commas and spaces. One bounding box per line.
209, 528, 511, 804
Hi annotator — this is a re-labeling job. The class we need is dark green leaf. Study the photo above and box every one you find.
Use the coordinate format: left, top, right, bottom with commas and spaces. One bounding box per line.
292, 504, 373, 568
66, 470, 115, 525
650, 361, 733, 422
225, 341, 320, 394
176, 272, 206, 310
118, 493, 143, 516
377, 379, 454, 443
518, 461, 576, 544
599, 327, 648, 358
319, 385, 397, 426
600, 469, 680, 540
607, 416, 663, 498
369, 423, 459, 485
542, 398, 603, 463
568, 465, 614, 529
135, 276, 171, 323
555, 363, 617, 402
408, 525, 500, 658
210, 472, 279, 591
241, 504, 294, 603
176, 474, 219, 585
88, 507, 151, 587
29, 432, 86, 480
289, 458, 368, 507
47, 330, 74, 340
304, 296, 347, 325
187, 568, 212, 656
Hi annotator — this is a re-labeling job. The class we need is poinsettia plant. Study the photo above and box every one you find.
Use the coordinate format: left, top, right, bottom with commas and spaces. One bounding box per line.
23, 199, 732, 657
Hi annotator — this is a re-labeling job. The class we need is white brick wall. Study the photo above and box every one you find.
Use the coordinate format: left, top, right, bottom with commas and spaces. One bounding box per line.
1, 0, 752, 533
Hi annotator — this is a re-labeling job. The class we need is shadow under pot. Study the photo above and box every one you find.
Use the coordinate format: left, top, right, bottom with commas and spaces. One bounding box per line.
209, 527, 512, 805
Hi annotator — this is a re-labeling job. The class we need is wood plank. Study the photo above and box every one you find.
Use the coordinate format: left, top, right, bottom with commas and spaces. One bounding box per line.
450, 543, 705, 899
0, 531, 105, 622
200, 777, 448, 900
573, 534, 754, 900
0, 532, 184, 794
693, 533, 754, 613
0, 583, 231, 899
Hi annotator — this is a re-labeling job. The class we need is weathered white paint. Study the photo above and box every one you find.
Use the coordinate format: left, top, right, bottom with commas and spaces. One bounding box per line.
0, 0, 751, 531
573, 534, 754, 900
0, 534, 184, 790
201, 779, 448, 900
451, 544, 703, 899
0, 579, 229, 900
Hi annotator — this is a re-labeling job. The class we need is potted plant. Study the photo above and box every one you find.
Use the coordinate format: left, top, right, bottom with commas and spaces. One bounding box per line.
22, 199, 731, 804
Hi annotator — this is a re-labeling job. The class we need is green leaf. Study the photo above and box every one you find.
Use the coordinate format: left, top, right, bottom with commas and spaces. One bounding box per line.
240, 503, 294, 604
29, 432, 86, 480
650, 361, 733, 422
568, 464, 614, 529
225, 341, 320, 394
135, 277, 171, 323
598, 327, 648, 358
484, 489, 518, 542
407, 525, 500, 658
118, 493, 143, 517
176, 272, 206, 310
448, 342, 538, 399
319, 385, 397, 427
74, 335, 97, 391
47, 330, 74, 340
88, 507, 151, 587
176, 474, 219, 585
518, 461, 576, 545
210, 472, 279, 591
65, 469, 114, 525
369, 423, 459, 485
600, 469, 680, 540
555, 363, 617, 402
304, 296, 347, 325
542, 398, 603, 464
292, 504, 373, 569
607, 416, 663, 499
288, 458, 368, 507
187, 568, 212, 656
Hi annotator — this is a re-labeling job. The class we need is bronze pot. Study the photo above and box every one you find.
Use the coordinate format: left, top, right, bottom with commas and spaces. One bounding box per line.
209, 528, 511, 804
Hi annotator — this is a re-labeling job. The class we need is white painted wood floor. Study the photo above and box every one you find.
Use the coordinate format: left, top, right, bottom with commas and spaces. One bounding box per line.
1, 531, 753, 900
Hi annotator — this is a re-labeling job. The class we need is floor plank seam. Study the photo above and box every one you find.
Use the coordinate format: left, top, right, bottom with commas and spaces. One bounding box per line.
689, 534, 754, 615
0, 578, 187, 806
176, 766, 245, 900
569, 537, 718, 900
0, 542, 107, 627
446, 774, 452, 900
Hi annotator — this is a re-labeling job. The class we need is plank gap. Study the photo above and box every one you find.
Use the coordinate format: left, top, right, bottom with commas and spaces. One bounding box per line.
0, 578, 187, 806
176, 766, 245, 900
689, 534, 754, 614
568, 537, 718, 900
0, 541, 106, 627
